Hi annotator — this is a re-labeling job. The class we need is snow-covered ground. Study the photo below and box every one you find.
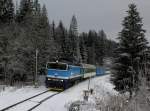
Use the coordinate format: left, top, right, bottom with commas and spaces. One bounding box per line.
6, 91, 57, 111
0, 74, 117, 111
0, 86, 47, 110
34, 75, 117, 111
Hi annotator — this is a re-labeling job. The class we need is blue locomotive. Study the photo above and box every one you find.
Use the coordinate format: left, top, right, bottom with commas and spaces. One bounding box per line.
45, 61, 105, 90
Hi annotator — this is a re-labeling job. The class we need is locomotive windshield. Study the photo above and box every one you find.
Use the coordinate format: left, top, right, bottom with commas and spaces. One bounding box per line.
47, 62, 67, 70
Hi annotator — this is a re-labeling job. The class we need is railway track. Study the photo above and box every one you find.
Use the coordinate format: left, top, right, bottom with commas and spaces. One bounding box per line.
0, 68, 110, 111
0, 90, 60, 111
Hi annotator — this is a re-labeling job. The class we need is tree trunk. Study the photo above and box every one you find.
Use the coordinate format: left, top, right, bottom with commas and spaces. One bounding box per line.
129, 90, 133, 99
4, 60, 8, 85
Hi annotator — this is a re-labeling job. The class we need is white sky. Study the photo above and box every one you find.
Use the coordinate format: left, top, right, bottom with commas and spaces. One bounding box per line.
15, 0, 150, 41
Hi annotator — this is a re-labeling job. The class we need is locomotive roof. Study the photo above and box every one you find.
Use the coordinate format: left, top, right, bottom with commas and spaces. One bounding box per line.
47, 61, 96, 68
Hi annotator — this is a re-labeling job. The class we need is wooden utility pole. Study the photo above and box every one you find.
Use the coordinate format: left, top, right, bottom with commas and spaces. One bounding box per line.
35, 49, 38, 87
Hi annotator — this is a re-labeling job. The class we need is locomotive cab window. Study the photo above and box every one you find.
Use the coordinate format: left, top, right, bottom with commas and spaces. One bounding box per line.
47, 62, 67, 70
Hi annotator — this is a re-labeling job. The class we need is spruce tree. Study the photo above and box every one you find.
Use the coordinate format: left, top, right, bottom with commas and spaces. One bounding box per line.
55, 21, 67, 60
51, 21, 56, 40
69, 15, 81, 63
95, 30, 107, 65
0, 0, 15, 83
17, 0, 34, 23
105, 39, 118, 57
0, 0, 14, 24
33, 0, 40, 14
14, 0, 39, 81
87, 30, 95, 47
111, 4, 148, 97
87, 30, 97, 64
63, 30, 74, 62
35, 5, 57, 74
79, 33, 88, 63
0, 24, 19, 84
69, 15, 78, 36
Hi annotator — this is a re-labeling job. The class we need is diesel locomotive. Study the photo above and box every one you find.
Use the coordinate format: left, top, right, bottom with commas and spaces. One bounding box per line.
45, 61, 105, 90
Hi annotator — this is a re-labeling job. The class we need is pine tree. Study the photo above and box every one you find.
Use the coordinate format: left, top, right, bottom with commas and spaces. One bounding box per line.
95, 30, 107, 65
17, 0, 34, 23
63, 30, 74, 62
87, 30, 95, 47
79, 33, 88, 63
69, 15, 81, 63
55, 21, 67, 60
0, 0, 15, 84
34, 5, 57, 75
13, 0, 40, 82
51, 21, 56, 40
0, 0, 14, 24
86, 30, 97, 64
69, 15, 78, 37
105, 39, 118, 57
33, 0, 40, 14
111, 4, 148, 97
8, 24, 28, 85
0, 24, 20, 84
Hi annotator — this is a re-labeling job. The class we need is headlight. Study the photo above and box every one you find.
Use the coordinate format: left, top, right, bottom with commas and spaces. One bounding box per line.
48, 78, 52, 80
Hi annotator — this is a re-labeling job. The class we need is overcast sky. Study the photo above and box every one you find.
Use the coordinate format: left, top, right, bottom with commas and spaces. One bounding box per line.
16, 0, 150, 41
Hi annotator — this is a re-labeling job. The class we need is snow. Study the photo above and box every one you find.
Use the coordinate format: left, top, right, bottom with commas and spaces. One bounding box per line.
120, 53, 130, 57
33, 75, 117, 111
30, 92, 55, 102
6, 92, 56, 111
0, 86, 47, 110
0, 75, 117, 111
7, 101, 38, 111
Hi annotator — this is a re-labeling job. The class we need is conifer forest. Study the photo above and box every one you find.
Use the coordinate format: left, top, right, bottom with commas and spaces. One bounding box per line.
0, 0, 150, 111
0, 0, 117, 85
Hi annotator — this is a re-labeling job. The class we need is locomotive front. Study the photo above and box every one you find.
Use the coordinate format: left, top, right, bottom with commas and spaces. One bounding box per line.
45, 62, 70, 90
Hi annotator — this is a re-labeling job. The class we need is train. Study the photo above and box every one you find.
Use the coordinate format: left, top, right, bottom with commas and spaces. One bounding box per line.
45, 61, 105, 90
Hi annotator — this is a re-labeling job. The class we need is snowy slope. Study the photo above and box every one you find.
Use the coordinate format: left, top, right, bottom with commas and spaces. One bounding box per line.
33, 75, 117, 111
